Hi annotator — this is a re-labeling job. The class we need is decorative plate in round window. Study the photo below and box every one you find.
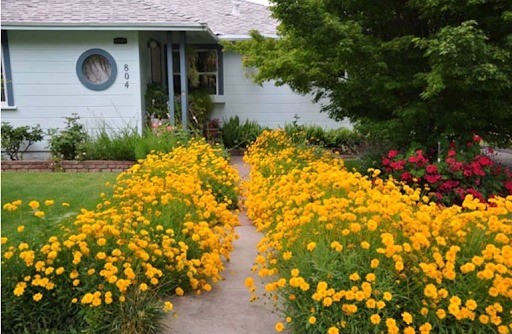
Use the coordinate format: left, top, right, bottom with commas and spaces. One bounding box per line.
76, 49, 117, 90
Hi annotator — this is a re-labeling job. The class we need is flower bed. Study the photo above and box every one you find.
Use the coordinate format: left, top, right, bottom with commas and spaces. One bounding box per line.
1, 138, 240, 333
244, 130, 512, 334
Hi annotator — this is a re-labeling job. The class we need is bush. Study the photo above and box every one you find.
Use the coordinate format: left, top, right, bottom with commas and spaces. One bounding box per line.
380, 135, 512, 205
244, 130, 511, 334
1, 138, 240, 333
221, 116, 263, 149
1, 122, 44, 160
85, 124, 140, 161
48, 114, 88, 160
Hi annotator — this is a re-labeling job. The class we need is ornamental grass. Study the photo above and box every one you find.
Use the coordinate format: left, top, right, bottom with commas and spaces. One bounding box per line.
1, 138, 240, 333
244, 130, 512, 334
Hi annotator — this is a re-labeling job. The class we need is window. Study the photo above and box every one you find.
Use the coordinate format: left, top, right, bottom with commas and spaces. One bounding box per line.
172, 47, 223, 95
1, 30, 15, 107
76, 48, 117, 91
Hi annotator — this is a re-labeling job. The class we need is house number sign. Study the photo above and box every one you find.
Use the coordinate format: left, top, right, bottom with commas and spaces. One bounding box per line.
124, 64, 130, 88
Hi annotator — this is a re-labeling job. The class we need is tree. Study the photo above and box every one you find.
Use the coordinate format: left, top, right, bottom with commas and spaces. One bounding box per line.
225, 0, 512, 149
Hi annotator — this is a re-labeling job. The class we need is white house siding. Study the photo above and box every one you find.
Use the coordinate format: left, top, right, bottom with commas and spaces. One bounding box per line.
2, 30, 142, 156
212, 51, 350, 130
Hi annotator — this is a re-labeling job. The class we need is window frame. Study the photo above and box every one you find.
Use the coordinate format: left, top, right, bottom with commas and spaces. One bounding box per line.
76, 48, 118, 91
1, 30, 15, 108
171, 45, 224, 96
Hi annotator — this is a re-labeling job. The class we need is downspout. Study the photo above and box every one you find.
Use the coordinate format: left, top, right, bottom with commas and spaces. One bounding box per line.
166, 32, 175, 126
179, 31, 188, 130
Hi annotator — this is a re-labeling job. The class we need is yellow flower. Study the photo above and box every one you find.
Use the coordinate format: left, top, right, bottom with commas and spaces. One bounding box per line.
61, 202, 70, 207
306, 242, 317, 251
33, 293, 43, 302
34, 210, 45, 218
175, 287, 184, 296
308, 316, 316, 324
17, 225, 25, 233
328, 327, 339, 334
370, 259, 379, 268
383, 291, 392, 301
13, 282, 27, 296
370, 314, 381, 324
1, 237, 7, 244
275, 322, 285, 332
436, 309, 446, 319
139, 283, 148, 292
349, 272, 360, 281
163, 301, 174, 312
81, 293, 94, 304
28, 200, 40, 209
44, 200, 55, 206
402, 312, 413, 324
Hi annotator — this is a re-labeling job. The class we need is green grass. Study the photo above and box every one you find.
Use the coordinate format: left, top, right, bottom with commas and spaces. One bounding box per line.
1, 172, 117, 240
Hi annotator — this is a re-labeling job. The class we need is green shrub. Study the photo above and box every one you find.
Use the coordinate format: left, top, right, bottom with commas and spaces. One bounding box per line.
221, 116, 263, 149
48, 114, 88, 160
1, 122, 44, 160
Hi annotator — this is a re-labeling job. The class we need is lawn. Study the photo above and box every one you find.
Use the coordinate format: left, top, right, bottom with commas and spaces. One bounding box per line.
1, 172, 118, 239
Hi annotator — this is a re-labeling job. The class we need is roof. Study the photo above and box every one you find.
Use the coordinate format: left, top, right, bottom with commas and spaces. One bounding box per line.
0, 0, 278, 37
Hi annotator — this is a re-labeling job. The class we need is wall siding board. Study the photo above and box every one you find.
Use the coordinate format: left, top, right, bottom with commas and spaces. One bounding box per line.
2, 30, 143, 152
213, 52, 349, 129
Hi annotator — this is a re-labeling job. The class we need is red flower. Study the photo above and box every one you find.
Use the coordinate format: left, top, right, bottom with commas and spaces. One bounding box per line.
390, 160, 406, 171
425, 174, 442, 184
388, 150, 399, 159
447, 150, 456, 157
382, 158, 390, 166
426, 164, 438, 174
400, 172, 412, 182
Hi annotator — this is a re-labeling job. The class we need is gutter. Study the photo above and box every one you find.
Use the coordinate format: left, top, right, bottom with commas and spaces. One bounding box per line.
2, 22, 218, 39
217, 33, 278, 41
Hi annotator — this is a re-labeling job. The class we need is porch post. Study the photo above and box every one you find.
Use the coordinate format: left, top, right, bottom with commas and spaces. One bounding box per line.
166, 32, 175, 126
179, 31, 188, 130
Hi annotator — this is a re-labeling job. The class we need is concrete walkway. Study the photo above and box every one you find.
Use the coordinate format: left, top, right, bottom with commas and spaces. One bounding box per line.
162, 156, 283, 334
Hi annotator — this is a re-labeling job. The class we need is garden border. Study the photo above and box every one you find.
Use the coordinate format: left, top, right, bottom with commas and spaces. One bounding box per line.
1, 160, 134, 172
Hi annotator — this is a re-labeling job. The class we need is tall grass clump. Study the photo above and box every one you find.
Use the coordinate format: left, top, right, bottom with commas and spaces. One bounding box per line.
85, 124, 140, 161
244, 130, 511, 334
1, 137, 240, 333
221, 116, 264, 149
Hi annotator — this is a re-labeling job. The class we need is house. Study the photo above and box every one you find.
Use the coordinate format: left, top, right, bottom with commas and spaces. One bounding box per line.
1, 0, 347, 157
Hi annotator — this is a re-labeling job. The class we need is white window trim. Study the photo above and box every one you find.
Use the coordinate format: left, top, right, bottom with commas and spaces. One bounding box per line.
172, 48, 221, 96
1, 30, 16, 109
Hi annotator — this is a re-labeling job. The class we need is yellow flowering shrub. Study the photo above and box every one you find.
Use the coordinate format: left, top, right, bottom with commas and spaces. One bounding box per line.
244, 130, 512, 334
1, 138, 240, 333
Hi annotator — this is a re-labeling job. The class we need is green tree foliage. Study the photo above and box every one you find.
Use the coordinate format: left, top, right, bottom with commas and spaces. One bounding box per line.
225, 1, 512, 148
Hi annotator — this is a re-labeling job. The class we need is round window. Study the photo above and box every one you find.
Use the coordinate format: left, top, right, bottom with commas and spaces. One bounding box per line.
76, 49, 117, 90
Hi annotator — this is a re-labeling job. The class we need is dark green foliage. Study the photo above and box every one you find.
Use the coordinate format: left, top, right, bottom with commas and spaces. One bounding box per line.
225, 0, 512, 149
145, 83, 169, 120
1, 122, 44, 160
48, 114, 88, 160
220, 116, 264, 149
